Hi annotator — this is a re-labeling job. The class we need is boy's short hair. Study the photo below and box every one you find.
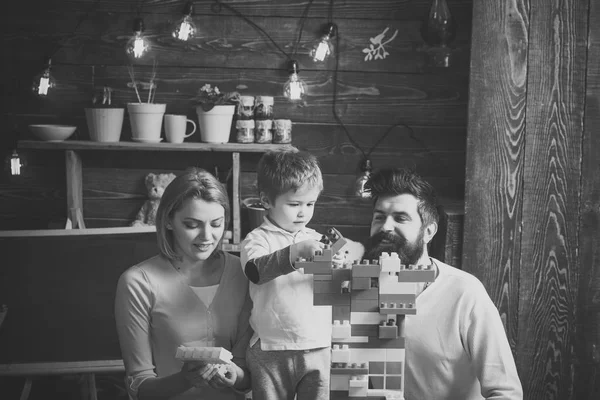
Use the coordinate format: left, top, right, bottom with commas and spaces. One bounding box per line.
257, 147, 324, 202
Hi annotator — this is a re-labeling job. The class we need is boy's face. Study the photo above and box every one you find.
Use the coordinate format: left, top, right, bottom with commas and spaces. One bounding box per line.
262, 184, 321, 233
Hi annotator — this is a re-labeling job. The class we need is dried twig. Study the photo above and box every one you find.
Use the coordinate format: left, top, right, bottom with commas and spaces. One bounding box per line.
127, 64, 142, 103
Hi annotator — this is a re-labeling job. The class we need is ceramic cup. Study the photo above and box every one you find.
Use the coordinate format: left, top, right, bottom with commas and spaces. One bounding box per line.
164, 114, 197, 143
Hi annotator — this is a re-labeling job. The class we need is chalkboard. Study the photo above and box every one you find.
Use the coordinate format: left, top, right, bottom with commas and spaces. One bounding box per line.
0, 230, 158, 365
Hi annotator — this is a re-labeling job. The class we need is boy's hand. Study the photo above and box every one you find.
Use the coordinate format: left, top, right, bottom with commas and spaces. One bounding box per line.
332, 250, 345, 267
291, 239, 324, 264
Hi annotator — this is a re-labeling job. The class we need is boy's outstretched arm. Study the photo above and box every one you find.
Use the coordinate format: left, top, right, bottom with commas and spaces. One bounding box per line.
241, 236, 324, 285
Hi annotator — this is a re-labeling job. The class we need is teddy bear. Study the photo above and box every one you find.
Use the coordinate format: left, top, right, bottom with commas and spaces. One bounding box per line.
131, 172, 177, 227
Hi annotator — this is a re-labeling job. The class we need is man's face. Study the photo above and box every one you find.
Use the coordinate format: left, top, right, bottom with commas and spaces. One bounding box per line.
365, 194, 432, 265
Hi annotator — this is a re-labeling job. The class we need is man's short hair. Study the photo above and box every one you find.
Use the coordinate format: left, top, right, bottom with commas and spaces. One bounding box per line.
257, 147, 323, 202
366, 167, 439, 226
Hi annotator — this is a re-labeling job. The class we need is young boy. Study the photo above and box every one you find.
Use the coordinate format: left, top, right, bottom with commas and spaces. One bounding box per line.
240, 148, 363, 400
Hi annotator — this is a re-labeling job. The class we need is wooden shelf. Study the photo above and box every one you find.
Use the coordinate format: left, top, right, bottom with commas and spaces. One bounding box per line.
18, 140, 293, 153
13, 140, 282, 251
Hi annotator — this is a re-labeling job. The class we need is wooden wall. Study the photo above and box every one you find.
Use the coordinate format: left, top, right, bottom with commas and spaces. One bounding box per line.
464, 0, 600, 399
0, 0, 471, 248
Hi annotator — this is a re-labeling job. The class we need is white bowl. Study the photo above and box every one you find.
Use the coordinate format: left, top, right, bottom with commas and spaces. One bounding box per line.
28, 124, 77, 141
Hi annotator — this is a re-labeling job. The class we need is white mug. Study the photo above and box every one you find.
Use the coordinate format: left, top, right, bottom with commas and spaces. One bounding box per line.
164, 114, 197, 143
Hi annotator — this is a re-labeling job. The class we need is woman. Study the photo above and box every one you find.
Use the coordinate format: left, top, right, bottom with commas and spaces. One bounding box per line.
115, 168, 252, 400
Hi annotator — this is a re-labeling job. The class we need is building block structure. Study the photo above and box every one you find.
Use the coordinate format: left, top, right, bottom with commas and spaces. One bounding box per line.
297, 227, 436, 400
175, 346, 233, 376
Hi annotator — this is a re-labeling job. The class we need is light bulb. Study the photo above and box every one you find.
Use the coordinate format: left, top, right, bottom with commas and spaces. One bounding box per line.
354, 159, 372, 199
283, 60, 307, 102
32, 57, 55, 97
7, 150, 24, 176
126, 18, 150, 59
310, 23, 336, 63
172, 2, 197, 41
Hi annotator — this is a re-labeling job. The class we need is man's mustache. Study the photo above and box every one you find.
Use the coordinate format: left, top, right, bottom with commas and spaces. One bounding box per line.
369, 231, 406, 247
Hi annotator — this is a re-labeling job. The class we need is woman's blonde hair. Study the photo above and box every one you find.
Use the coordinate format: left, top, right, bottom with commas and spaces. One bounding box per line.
155, 168, 230, 261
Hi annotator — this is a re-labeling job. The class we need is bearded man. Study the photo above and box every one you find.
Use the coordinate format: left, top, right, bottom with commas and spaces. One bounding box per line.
361, 168, 523, 400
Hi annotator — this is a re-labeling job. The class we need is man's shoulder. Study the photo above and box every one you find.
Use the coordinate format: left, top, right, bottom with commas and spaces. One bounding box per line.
435, 259, 486, 289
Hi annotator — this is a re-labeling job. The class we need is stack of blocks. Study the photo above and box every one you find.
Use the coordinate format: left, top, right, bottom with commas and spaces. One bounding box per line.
296, 228, 436, 400
175, 346, 233, 376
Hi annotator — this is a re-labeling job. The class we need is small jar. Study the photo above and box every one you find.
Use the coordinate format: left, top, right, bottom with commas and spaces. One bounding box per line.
236, 120, 255, 143
254, 96, 274, 120
255, 119, 273, 144
237, 96, 255, 120
273, 119, 292, 144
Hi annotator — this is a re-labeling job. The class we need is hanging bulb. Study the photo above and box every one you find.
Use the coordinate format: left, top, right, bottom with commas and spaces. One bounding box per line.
7, 150, 24, 176
32, 57, 55, 97
172, 2, 197, 41
354, 159, 372, 199
309, 23, 336, 63
283, 60, 308, 102
421, 0, 456, 47
126, 18, 151, 59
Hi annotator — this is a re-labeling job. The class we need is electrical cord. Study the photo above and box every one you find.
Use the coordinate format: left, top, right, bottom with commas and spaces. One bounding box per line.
211, 0, 314, 62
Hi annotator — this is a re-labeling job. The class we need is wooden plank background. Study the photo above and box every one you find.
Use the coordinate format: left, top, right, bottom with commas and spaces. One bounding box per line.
464, 0, 600, 399
0, 0, 470, 249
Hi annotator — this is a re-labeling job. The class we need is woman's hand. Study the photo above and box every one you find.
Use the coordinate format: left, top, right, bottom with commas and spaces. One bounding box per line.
181, 361, 221, 388
208, 363, 238, 389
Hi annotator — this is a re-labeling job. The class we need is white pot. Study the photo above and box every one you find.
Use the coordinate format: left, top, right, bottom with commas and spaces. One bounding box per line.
127, 103, 166, 142
195, 105, 236, 143
85, 108, 124, 142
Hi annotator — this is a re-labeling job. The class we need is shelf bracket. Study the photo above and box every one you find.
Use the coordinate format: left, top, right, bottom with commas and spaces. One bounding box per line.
65, 150, 85, 229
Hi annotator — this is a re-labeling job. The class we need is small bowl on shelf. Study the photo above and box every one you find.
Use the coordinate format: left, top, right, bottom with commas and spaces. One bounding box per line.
28, 124, 77, 142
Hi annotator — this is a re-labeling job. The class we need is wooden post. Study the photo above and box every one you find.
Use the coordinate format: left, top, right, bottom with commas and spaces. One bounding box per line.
465, 0, 589, 398
232, 152, 241, 245
65, 150, 85, 229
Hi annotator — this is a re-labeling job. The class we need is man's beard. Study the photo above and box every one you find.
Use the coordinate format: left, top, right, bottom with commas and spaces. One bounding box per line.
363, 229, 425, 265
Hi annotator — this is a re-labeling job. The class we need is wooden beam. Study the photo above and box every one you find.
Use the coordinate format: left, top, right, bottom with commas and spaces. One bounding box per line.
463, 0, 528, 357
576, 0, 600, 397
515, 1, 588, 399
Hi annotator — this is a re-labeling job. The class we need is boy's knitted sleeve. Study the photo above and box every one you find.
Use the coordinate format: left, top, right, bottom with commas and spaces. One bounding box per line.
240, 231, 296, 285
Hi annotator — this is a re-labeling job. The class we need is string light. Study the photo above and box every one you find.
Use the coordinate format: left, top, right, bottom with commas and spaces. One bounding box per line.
172, 1, 197, 41
283, 60, 307, 102
32, 57, 55, 97
126, 18, 151, 59
6, 150, 25, 176
309, 23, 336, 63
354, 159, 372, 198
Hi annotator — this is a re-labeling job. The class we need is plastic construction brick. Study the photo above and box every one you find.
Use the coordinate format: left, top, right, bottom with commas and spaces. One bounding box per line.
396, 268, 436, 282
333, 305, 351, 321
351, 277, 371, 290
314, 292, 351, 306
379, 302, 416, 315
379, 293, 416, 305
296, 259, 332, 274
175, 346, 233, 364
331, 344, 351, 364
378, 320, 399, 339
379, 252, 401, 273
348, 375, 369, 397
330, 362, 369, 375
313, 274, 333, 281
351, 299, 380, 313
313, 247, 334, 262
385, 375, 403, 390
332, 320, 352, 339
323, 227, 349, 254
352, 261, 382, 277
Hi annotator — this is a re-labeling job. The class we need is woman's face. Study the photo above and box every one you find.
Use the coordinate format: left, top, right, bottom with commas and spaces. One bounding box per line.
169, 198, 226, 263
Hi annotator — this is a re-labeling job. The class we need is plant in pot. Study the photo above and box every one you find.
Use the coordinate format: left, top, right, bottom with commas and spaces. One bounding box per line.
192, 84, 240, 143
85, 86, 125, 142
127, 61, 166, 143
